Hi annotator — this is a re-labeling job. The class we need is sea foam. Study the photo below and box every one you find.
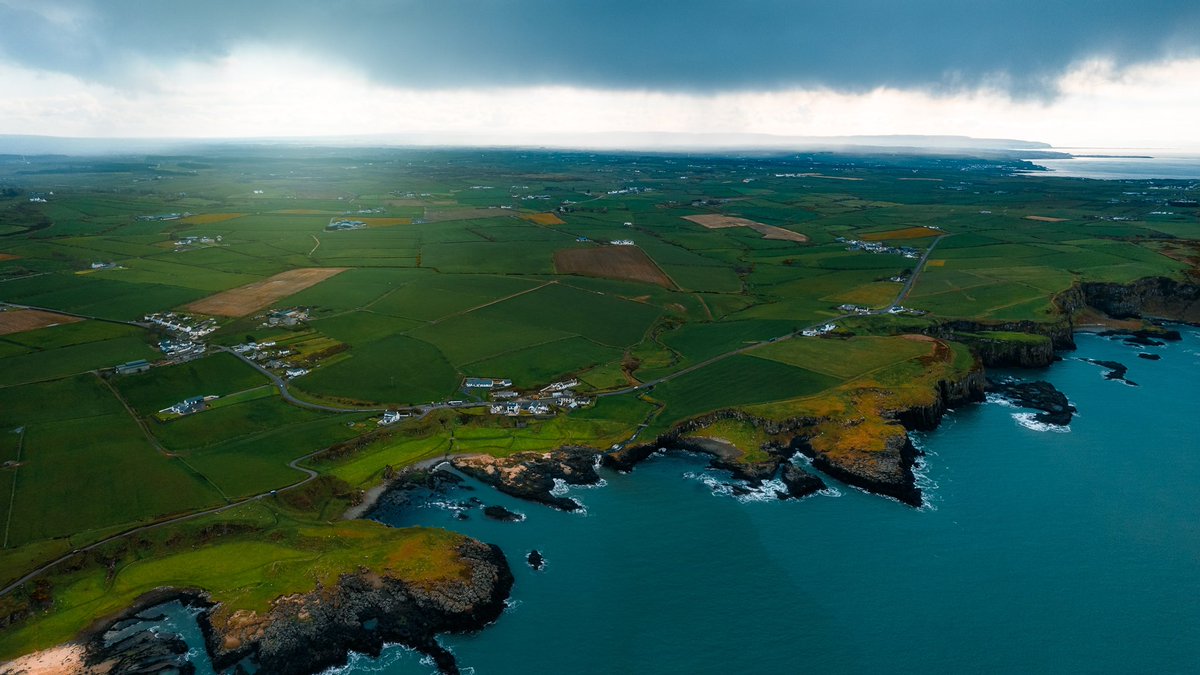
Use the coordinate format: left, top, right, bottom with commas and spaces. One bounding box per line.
1012, 412, 1070, 433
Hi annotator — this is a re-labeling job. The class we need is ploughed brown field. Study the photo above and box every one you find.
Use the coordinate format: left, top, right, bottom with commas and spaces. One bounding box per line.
0, 309, 83, 335
682, 214, 808, 242
861, 227, 940, 241
554, 246, 676, 289
184, 268, 347, 317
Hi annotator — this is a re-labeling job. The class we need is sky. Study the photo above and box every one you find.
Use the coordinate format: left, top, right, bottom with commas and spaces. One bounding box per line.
1, 0, 1198, 149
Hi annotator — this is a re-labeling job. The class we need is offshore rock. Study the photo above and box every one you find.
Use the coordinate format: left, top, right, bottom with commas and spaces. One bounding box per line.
452, 448, 601, 511
777, 463, 826, 500
1138, 353, 1162, 361
1079, 358, 1137, 386
987, 378, 1077, 426
206, 539, 513, 675
527, 550, 545, 571
482, 505, 523, 522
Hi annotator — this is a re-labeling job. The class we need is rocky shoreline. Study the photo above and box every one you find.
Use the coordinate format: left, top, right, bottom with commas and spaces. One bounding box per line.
450, 448, 602, 511
23, 539, 514, 675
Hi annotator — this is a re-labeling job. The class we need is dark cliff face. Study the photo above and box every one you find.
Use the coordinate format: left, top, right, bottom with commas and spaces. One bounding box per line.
452, 448, 601, 511
894, 365, 987, 432
206, 539, 513, 675
954, 333, 1056, 368
1078, 277, 1200, 324
798, 433, 924, 507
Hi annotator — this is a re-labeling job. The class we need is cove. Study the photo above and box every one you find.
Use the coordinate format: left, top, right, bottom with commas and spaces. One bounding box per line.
355, 328, 1200, 674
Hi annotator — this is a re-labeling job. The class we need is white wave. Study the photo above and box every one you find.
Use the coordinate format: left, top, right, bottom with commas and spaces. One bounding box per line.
570, 478, 608, 490
549, 478, 569, 497
321, 643, 432, 674
1012, 412, 1070, 433
682, 471, 789, 503
985, 392, 1018, 408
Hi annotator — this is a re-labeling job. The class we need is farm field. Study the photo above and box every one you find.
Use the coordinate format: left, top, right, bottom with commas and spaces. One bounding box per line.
0, 145, 1197, 660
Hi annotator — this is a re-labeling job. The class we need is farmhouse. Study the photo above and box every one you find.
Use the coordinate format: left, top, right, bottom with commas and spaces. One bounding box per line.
327, 219, 367, 231
162, 395, 208, 416
540, 379, 579, 394
610, 239, 635, 246
113, 359, 151, 376
464, 377, 512, 389
378, 410, 409, 426
285, 367, 309, 379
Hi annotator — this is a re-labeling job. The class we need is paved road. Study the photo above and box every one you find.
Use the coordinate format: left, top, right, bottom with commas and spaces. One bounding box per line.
0, 445, 323, 599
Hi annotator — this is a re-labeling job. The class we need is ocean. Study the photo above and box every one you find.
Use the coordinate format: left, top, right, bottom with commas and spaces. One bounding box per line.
149, 327, 1200, 673
1028, 150, 1200, 180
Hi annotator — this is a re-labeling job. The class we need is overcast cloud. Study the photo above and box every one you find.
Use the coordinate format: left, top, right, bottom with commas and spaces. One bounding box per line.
1, 0, 1198, 97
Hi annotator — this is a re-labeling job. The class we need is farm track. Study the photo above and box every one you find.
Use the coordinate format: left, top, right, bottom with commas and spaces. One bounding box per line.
599, 235, 946, 400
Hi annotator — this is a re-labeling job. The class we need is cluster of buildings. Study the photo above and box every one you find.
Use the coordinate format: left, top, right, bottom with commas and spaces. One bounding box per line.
137, 212, 191, 222
261, 307, 309, 328
144, 312, 215, 362
160, 394, 216, 416
887, 305, 927, 316
606, 186, 652, 195
174, 234, 221, 250
378, 410, 413, 426
837, 304, 874, 315
327, 219, 367, 231
28, 196, 47, 203
89, 262, 121, 271
144, 312, 217, 340
344, 207, 384, 215
610, 239, 635, 246
837, 237, 921, 259
801, 323, 838, 337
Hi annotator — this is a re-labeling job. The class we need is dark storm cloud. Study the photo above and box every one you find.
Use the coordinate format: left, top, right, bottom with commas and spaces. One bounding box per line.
1, 0, 1198, 96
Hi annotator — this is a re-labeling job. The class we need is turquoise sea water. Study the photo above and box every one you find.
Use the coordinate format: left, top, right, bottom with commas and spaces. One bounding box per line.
159, 329, 1200, 673
355, 329, 1200, 674
1028, 153, 1200, 180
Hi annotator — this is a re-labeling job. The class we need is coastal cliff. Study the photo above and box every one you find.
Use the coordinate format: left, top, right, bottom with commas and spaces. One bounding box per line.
204, 538, 513, 675
1076, 277, 1200, 324
452, 448, 602, 511
8, 537, 513, 675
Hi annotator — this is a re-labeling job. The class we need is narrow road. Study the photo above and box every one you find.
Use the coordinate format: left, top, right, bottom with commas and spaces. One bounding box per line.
599, 235, 947, 398
308, 234, 320, 256
0, 235, 948, 598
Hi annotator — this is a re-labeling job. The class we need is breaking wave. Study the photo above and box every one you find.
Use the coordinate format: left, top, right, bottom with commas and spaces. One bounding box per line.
1012, 412, 1070, 433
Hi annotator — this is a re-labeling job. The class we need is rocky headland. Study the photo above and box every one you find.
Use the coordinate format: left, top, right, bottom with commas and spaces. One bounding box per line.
451, 448, 602, 511
8, 538, 513, 675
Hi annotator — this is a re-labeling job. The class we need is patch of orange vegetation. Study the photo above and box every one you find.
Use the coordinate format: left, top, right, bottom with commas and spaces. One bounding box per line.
184, 268, 347, 317
0, 252, 20, 261
925, 259, 946, 267
682, 214, 808, 242
180, 213, 244, 225
0, 309, 83, 336
522, 212, 566, 225
1024, 215, 1069, 223
861, 226, 940, 241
